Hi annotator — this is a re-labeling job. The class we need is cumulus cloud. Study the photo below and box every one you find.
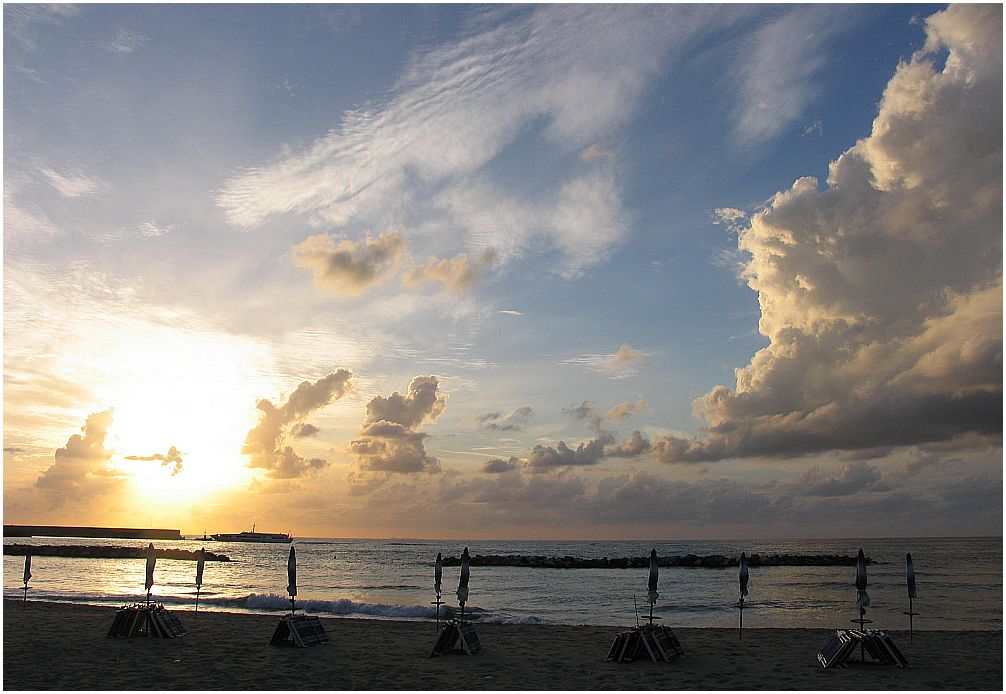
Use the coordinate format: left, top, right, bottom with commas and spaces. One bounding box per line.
605, 430, 653, 458
477, 406, 533, 431
403, 253, 483, 293
660, 5, 1002, 463
242, 370, 353, 478
604, 399, 649, 422
291, 230, 406, 297
34, 409, 125, 505
350, 376, 446, 473
125, 446, 183, 476
482, 456, 520, 474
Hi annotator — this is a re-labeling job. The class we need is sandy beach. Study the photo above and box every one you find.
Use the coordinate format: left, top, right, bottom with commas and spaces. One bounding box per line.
2, 600, 1001, 690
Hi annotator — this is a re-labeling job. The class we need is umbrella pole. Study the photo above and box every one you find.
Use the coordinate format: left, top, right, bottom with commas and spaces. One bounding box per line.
738, 596, 743, 640
22, 583, 28, 610
858, 607, 866, 662
909, 596, 914, 643
195, 587, 200, 616
648, 601, 653, 626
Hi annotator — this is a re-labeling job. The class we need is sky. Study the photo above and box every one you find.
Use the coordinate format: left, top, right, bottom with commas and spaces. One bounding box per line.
3, 3, 1002, 540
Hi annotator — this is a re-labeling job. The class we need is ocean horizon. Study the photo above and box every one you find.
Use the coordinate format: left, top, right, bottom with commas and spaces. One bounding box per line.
6, 535, 1000, 631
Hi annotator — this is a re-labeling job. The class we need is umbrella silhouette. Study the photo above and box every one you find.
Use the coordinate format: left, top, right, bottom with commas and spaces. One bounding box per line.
904, 553, 919, 641
433, 552, 444, 630
855, 549, 870, 609
739, 552, 749, 598
457, 547, 471, 619
435, 552, 443, 598
287, 545, 297, 612
144, 543, 156, 604
906, 553, 917, 599
22, 551, 32, 608
195, 548, 206, 614
737, 552, 749, 639
646, 549, 659, 625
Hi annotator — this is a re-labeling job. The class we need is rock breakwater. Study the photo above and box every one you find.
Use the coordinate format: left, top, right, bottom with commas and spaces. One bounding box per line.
439, 553, 868, 569
4, 544, 230, 562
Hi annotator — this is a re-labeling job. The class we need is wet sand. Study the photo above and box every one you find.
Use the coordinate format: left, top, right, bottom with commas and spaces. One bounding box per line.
3, 601, 1001, 690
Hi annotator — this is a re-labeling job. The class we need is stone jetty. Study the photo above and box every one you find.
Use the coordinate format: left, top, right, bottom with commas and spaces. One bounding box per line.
438, 553, 868, 569
3, 544, 230, 562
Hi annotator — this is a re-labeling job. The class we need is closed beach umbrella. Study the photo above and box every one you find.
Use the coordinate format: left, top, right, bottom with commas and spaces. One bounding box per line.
435, 552, 443, 597
647, 549, 659, 604
906, 553, 917, 599
287, 546, 297, 598
144, 543, 156, 593
195, 547, 206, 614
457, 547, 471, 607
739, 552, 749, 598
196, 548, 205, 588
23, 551, 32, 585
855, 548, 870, 608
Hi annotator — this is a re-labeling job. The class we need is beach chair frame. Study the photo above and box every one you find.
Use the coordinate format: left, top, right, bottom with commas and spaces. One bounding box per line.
269, 614, 329, 648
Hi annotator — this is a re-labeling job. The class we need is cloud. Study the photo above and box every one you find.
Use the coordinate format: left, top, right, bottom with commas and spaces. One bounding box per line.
291, 230, 406, 297
139, 221, 176, 238
482, 456, 520, 474
125, 446, 184, 476
729, 6, 850, 146
40, 167, 104, 198
4, 4, 79, 50
794, 461, 883, 497
34, 409, 126, 506
242, 370, 353, 478
580, 144, 615, 162
350, 376, 447, 473
562, 343, 647, 379
104, 27, 147, 54
215, 6, 746, 274
604, 430, 653, 458
402, 253, 483, 293
434, 165, 627, 277
659, 5, 1002, 463
477, 406, 533, 432
604, 399, 649, 422
498, 309, 523, 317
291, 423, 320, 438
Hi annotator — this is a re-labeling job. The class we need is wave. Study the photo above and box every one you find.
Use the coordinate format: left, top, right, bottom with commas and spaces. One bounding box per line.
4, 588, 545, 624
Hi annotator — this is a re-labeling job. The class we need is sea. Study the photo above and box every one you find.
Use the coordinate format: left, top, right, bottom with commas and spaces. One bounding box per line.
3, 536, 1001, 630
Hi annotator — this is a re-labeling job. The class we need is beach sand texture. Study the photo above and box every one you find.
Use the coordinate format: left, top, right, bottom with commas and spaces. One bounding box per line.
3, 601, 1001, 690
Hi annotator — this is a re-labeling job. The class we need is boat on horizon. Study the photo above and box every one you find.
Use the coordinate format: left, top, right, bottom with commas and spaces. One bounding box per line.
210, 525, 292, 543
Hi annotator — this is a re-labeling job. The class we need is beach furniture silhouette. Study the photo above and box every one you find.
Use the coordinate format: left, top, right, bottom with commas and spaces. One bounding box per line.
605, 549, 684, 663
270, 545, 329, 647
431, 552, 444, 631
430, 547, 482, 656
21, 551, 31, 608
903, 553, 920, 642
107, 544, 186, 638
194, 547, 206, 615
817, 549, 907, 669
735, 551, 749, 640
